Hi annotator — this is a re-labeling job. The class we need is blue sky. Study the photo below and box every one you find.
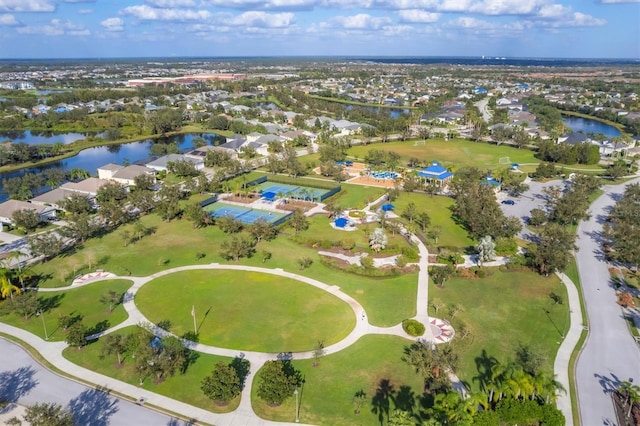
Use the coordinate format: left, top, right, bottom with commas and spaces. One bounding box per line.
0, 0, 638, 59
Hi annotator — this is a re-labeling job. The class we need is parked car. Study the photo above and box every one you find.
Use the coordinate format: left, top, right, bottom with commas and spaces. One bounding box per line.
501, 199, 516, 205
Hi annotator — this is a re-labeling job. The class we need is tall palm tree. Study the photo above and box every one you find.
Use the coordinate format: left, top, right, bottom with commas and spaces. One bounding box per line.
0, 271, 21, 301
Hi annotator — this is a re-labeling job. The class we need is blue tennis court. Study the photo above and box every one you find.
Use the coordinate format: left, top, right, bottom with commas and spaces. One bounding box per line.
204, 202, 290, 225
261, 184, 299, 196
258, 183, 331, 202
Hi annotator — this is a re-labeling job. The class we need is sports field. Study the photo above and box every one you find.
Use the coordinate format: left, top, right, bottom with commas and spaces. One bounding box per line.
204, 202, 289, 224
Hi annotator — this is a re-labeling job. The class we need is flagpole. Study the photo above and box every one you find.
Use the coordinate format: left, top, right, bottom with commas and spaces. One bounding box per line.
191, 305, 197, 335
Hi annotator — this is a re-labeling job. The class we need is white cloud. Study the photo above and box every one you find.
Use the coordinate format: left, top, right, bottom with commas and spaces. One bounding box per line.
100, 17, 124, 31
0, 13, 20, 25
202, 0, 315, 9
228, 11, 295, 27
0, 0, 55, 12
121, 5, 211, 21
536, 4, 571, 18
330, 13, 392, 29
145, 0, 196, 7
77, 8, 93, 14
536, 12, 607, 27
16, 18, 90, 36
397, 9, 440, 23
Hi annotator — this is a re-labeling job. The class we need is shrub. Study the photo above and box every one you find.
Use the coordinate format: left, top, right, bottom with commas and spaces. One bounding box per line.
401, 246, 420, 262
402, 319, 425, 337
396, 255, 408, 268
340, 239, 355, 251
495, 237, 518, 256
505, 254, 528, 270
320, 240, 334, 249
360, 255, 374, 269
475, 269, 486, 278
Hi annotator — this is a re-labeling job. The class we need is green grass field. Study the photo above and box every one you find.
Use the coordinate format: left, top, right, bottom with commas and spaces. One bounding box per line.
252, 334, 423, 426
428, 268, 568, 390
0, 280, 131, 341
389, 192, 475, 249
31, 211, 417, 327
348, 139, 538, 171
329, 183, 386, 210
136, 270, 356, 352
62, 326, 240, 413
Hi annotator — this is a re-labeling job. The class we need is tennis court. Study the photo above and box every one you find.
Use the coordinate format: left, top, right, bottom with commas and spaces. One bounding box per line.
258, 183, 329, 202
204, 202, 290, 225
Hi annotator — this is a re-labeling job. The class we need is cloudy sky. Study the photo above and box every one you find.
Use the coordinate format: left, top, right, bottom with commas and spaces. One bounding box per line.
0, 0, 638, 59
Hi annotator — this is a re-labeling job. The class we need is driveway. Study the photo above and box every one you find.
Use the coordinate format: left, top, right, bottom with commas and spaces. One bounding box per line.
575, 180, 640, 425
0, 338, 186, 426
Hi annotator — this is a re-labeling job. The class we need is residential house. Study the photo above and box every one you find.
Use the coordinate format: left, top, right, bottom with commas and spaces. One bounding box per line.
0, 200, 56, 230
97, 164, 155, 186
146, 154, 204, 172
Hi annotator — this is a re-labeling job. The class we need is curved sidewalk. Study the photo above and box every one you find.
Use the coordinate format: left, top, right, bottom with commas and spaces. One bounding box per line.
6, 260, 450, 426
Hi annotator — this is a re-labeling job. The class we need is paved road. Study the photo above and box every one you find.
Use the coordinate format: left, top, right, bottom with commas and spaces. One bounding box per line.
0, 338, 186, 426
575, 180, 640, 425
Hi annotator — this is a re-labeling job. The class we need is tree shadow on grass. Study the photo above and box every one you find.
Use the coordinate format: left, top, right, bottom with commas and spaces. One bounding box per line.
472, 349, 499, 393
38, 293, 64, 313
391, 384, 416, 413
67, 387, 118, 426
371, 379, 395, 426
0, 366, 37, 403
231, 356, 251, 388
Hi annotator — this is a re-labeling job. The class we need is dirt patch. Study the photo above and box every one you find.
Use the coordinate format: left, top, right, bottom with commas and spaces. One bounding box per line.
222, 195, 256, 204
348, 175, 397, 188
277, 200, 317, 211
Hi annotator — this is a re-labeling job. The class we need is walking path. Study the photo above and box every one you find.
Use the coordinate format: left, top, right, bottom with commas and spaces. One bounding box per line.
553, 272, 585, 425
5, 183, 592, 423
3, 246, 453, 425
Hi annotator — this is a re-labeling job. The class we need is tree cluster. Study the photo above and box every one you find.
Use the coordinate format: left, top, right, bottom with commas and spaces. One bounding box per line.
605, 183, 640, 270
452, 168, 521, 239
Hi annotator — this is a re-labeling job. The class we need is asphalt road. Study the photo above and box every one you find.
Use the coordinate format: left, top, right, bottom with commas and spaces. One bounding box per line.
575, 181, 640, 425
0, 338, 187, 426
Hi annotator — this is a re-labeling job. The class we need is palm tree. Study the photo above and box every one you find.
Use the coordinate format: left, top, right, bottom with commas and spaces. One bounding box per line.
618, 381, 640, 419
0, 271, 21, 301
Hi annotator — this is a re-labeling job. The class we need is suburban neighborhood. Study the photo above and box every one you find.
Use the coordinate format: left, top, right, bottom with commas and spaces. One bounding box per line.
0, 56, 638, 426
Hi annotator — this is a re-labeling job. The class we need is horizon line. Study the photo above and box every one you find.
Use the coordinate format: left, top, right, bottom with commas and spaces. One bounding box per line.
0, 55, 638, 62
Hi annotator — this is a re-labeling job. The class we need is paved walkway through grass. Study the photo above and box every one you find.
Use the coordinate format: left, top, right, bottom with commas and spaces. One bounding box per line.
7, 244, 454, 426
28, 237, 584, 424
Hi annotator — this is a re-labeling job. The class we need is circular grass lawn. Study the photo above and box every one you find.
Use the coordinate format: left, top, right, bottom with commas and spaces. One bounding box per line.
135, 270, 356, 352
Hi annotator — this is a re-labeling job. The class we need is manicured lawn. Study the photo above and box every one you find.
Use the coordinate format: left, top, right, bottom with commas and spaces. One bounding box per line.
136, 270, 356, 352
300, 215, 410, 252
32, 211, 417, 328
63, 326, 239, 413
0, 280, 131, 342
32, 214, 232, 287
252, 335, 423, 426
348, 139, 538, 171
389, 192, 475, 249
331, 183, 386, 209
428, 268, 569, 390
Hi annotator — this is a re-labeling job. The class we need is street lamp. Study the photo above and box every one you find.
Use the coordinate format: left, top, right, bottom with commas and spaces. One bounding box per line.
36, 309, 48, 340
294, 386, 299, 423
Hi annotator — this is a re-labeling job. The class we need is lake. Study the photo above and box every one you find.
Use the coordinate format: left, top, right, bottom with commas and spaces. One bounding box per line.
0, 133, 221, 201
563, 116, 621, 138
0, 130, 97, 145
